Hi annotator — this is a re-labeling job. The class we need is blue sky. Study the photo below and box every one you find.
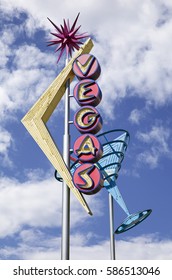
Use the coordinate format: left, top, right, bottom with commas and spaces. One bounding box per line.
0, 0, 172, 260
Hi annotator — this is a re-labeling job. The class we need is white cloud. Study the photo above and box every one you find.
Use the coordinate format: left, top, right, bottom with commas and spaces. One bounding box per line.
0, 41, 11, 68
116, 234, 172, 259
0, 172, 105, 260
0, 127, 12, 154
0, 177, 61, 237
0, 174, 104, 238
13, 45, 54, 69
0, 22, 16, 68
137, 125, 170, 150
137, 151, 159, 169
136, 125, 171, 168
129, 109, 142, 124
23, 14, 45, 37
0, 42, 56, 122
0, 126, 13, 167
0, 13, 58, 123
0, 230, 172, 260
91, 0, 172, 116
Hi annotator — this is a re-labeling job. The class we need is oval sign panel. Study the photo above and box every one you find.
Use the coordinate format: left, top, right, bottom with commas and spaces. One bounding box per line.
73, 163, 103, 195
74, 106, 102, 134
73, 134, 103, 163
72, 54, 101, 80
73, 79, 102, 107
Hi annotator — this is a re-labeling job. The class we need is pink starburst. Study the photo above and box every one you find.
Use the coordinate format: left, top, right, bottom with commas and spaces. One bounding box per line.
47, 13, 89, 63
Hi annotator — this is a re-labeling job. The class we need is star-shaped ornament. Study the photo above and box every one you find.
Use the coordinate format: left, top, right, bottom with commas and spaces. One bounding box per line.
47, 13, 89, 63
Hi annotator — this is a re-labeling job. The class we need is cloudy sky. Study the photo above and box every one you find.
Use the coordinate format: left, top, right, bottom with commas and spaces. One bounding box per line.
0, 0, 172, 260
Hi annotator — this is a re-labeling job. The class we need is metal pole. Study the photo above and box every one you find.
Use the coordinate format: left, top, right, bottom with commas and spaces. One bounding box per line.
109, 193, 115, 260
61, 57, 70, 260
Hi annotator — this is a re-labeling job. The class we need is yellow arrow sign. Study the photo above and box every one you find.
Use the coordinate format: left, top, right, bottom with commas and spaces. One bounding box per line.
21, 38, 93, 215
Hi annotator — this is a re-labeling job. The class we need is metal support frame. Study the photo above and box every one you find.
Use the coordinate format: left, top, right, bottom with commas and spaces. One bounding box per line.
97, 130, 130, 260
61, 58, 70, 260
109, 194, 115, 260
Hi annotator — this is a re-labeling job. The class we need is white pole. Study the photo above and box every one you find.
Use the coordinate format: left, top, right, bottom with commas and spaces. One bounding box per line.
61, 57, 70, 260
109, 194, 115, 260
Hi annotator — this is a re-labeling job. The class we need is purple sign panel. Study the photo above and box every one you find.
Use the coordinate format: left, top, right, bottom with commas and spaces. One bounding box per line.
72, 54, 103, 195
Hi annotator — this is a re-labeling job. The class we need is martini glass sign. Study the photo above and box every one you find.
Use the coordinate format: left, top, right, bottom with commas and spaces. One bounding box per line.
70, 54, 152, 233
72, 54, 104, 194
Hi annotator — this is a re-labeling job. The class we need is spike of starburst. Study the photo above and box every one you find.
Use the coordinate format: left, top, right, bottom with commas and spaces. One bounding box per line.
70, 12, 80, 32
47, 17, 62, 34
47, 13, 89, 63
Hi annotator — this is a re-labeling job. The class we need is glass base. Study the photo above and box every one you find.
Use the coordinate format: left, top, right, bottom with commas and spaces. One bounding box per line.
115, 209, 152, 234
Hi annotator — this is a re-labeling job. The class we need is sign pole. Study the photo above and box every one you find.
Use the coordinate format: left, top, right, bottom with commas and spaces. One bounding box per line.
109, 194, 115, 260
46, 15, 92, 259
61, 57, 70, 260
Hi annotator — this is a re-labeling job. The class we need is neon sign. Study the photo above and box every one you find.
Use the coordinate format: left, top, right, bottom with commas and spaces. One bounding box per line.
73, 134, 103, 163
72, 54, 103, 194
73, 163, 104, 194
72, 54, 101, 80
74, 106, 102, 134
73, 79, 102, 107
